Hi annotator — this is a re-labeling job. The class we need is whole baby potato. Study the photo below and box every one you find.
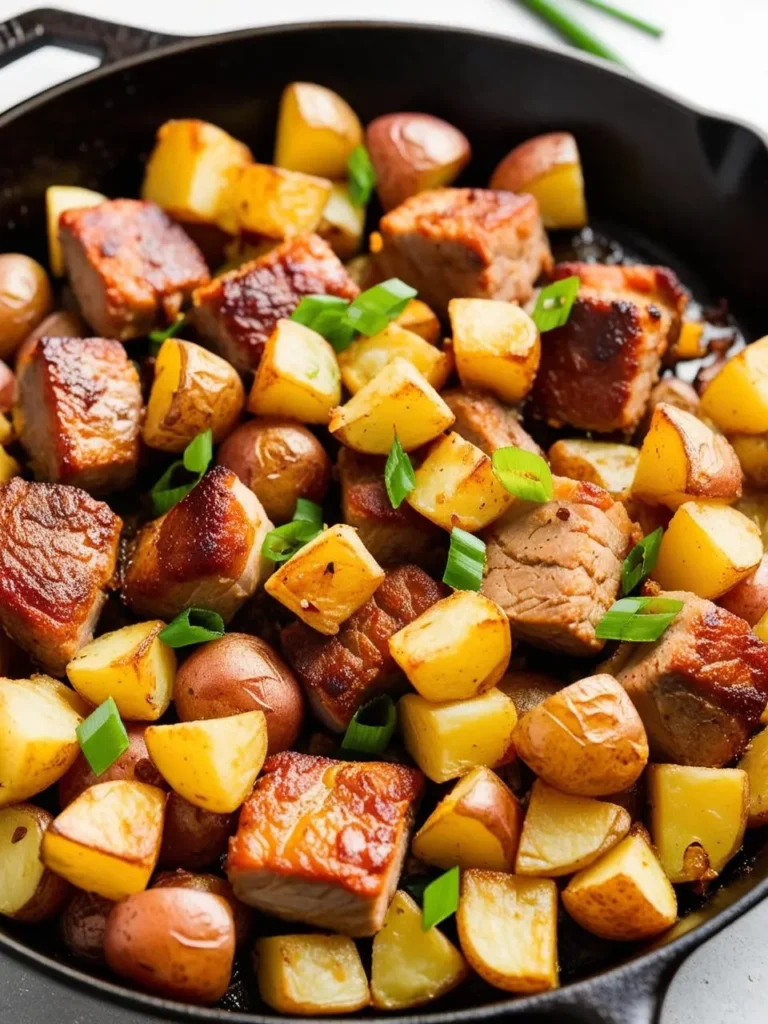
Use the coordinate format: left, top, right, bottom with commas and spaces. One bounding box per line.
174, 633, 304, 754
0, 254, 54, 358
153, 869, 253, 946
719, 553, 768, 626
60, 889, 114, 963
58, 722, 164, 808
157, 792, 235, 871
217, 417, 331, 523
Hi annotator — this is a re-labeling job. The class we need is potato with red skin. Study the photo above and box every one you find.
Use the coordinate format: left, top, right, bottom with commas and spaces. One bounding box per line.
719, 554, 768, 626
489, 132, 586, 229
0, 254, 53, 359
173, 633, 304, 754
60, 890, 114, 964
153, 869, 253, 946
157, 792, 235, 871
0, 804, 70, 922
58, 722, 164, 809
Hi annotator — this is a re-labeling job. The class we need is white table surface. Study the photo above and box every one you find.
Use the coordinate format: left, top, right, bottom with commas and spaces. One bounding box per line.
0, 1, 767, 1021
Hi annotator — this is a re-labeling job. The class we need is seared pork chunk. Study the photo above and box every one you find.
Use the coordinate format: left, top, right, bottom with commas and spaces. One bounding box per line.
227, 751, 423, 935
122, 466, 272, 623
282, 564, 446, 731
17, 336, 142, 495
0, 478, 121, 674
482, 478, 637, 656
376, 188, 553, 317
193, 234, 359, 372
59, 199, 209, 340
442, 388, 544, 457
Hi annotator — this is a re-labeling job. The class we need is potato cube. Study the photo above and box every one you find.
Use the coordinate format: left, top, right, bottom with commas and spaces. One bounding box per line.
396, 299, 440, 344
338, 322, 452, 396
490, 132, 586, 230
730, 434, 768, 487
46, 185, 107, 276
217, 163, 332, 239
145, 711, 267, 814
318, 182, 365, 260
448, 299, 540, 404
0, 446, 20, 484
256, 934, 370, 1015
275, 82, 363, 180
389, 591, 511, 701
669, 320, 706, 361
371, 890, 467, 1009
457, 871, 558, 993
248, 319, 341, 425
651, 501, 762, 600
329, 357, 455, 454
412, 766, 523, 871
265, 523, 385, 635
0, 804, 69, 922
562, 833, 677, 941
738, 728, 768, 827
66, 620, 176, 722
41, 780, 165, 901
398, 687, 517, 783
735, 492, 768, 549
548, 439, 639, 496
700, 337, 768, 434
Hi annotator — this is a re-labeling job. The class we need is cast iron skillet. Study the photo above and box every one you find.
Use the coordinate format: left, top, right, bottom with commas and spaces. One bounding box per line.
1, 9, 768, 1024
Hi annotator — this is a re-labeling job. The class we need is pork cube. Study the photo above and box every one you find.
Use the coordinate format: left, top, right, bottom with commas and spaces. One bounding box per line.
122, 466, 272, 623
281, 564, 446, 731
17, 336, 142, 495
227, 751, 423, 936
531, 262, 688, 434
0, 478, 121, 674
442, 387, 544, 458
59, 199, 210, 341
376, 188, 552, 317
482, 477, 637, 656
193, 234, 359, 372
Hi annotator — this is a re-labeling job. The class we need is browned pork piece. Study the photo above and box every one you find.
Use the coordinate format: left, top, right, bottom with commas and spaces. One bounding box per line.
442, 387, 544, 457
122, 466, 272, 623
605, 592, 768, 767
532, 262, 688, 433
376, 187, 553, 317
16, 336, 142, 495
59, 199, 210, 340
482, 477, 637, 657
192, 234, 359, 372
281, 564, 446, 731
227, 751, 423, 936
0, 478, 121, 673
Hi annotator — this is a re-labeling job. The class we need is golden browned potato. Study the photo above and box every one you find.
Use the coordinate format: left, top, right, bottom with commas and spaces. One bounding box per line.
152, 869, 253, 947
490, 132, 586, 229
318, 183, 365, 260
395, 299, 440, 344
0, 804, 69, 922
0, 254, 53, 359
496, 671, 561, 716
700, 337, 768, 434
448, 299, 540, 404
738, 729, 768, 827
60, 890, 114, 964
104, 888, 235, 1004
0, 445, 20, 484
158, 792, 235, 871
337, 323, 453, 396
548, 439, 639, 496
255, 934, 370, 1015
58, 722, 164, 809
513, 674, 649, 796
275, 83, 363, 179
730, 434, 768, 487
734, 491, 768, 548
667, 321, 706, 363
217, 164, 332, 239
719, 554, 768, 625
46, 185, 106, 276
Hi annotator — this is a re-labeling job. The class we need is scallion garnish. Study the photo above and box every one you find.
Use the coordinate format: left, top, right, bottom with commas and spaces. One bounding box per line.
347, 145, 377, 208
76, 696, 130, 776
159, 607, 225, 648
422, 866, 460, 931
150, 429, 213, 516
621, 527, 664, 596
290, 295, 357, 352
148, 314, 187, 352
293, 498, 324, 528
518, 0, 626, 65
345, 279, 417, 337
341, 695, 397, 756
532, 276, 580, 333
443, 528, 486, 592
492, 447, 554, 503
575, 0, 663, 38
595, 596, 683, 642
262, 498, 324, 563
385, 435, 415, 509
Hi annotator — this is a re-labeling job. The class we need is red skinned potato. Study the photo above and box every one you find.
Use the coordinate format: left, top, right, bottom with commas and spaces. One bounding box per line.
58, 722, 164, 809
366, 113, 471, 211
719, 554, 768, 626
0, 254, 54, 359
157, 792, 235, 871
153, 869, 253, 947
490, 131, 586, 229
60, 890, 114, 964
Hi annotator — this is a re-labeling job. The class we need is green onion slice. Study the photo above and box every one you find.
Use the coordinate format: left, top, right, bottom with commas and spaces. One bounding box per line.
385, 435, 415, 509
293, 498, 323, 528
492, 447, 554, 503
344, 278, 417, 337
575, 0, 663, 39
290, 295, 357, 352
595, 596, 684, 642
532, 276, 580, 332
262, 500, 324, 564
621, 527, 664, 596
76, 696, 130, 776
422, 866, 460, 931
347, 145, 377, 208
443, 528, 486, 592
150, 429, 213, 516
148, 314, 187, 351
341, 695, 397, 756
159, 607, 225, 648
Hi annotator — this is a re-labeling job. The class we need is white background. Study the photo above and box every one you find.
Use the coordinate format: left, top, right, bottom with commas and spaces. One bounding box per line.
0, 1, 767, 1022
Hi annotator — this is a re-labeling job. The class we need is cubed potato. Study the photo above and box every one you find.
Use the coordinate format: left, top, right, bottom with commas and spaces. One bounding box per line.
668, 319, 706, 362
0, 445, 20, 484
515, 779, 630, 877
46, 185, 107, 276
651, 501, 762, 600
143, 338, 245, 453
448, 299, 540, 404
275, 83, 363, 180
248, 319, 341, 425
66, 620, 176, 722
548, 439, 639, 496
647, 764, 749, 882
412, 766, 523, 871
338, 323, 452, 396
255, 934, 370, 1015
399, 687, 518, 784
0, 677, 82, 806
562, 833, 678, 941
41, 780, 165, 901
730, 434, 768, 487
489, 132, 586, 230
738, 729, 768, 827
457, 871, 558, 993
217, 163, 332, 239
329, 357, 455, 454
700, 337, 768, 434
395, 299, 440, 344
318, 183, 365, 260
632, 402, 742, 509
264, 523, 385, 635
371, 890, 467, 1009
389, 591, 511, 701
406, 432, 514, 532
145, 711, 267, 814
0, 804, 69, 922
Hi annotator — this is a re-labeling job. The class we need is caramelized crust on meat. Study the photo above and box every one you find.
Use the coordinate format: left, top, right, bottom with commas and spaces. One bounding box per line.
442, 388, 544, 457
193, 234, 359, 371
281, 564, 446, 731
0, 478, 121, 673
17, 336, 142, 495
59, 199, 209, 341
553, 263, 688, 315
227, 751, 423, 936
377, 188, 553, 317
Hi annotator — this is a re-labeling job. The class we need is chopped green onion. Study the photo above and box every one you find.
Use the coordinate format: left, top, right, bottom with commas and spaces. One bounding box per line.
575, 0, 663, 38
183, 428, 213, 474
595, 596, 683, 642
347, 145, 377, 208
150, 429, 213, 516
621, 527, 664, 596
159, 607, 225, 648
76, 696, 130, 776
443, 528, 486, 592
344, 279, 417, 337
262, 500, 324, 563
492, 447, 554, 503
518, 0, 627, 65
532, 276, 581, 333
293, 498, 323, 528
422, 866, 460, 931
385, 435, 415, 509
341, 695, 397, 756
148, 314, 187, 352
290, 295, 357, 351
